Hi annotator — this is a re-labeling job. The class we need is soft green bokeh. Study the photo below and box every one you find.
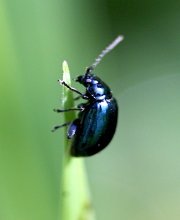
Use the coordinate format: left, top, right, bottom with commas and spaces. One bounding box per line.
0, 0, 180, 220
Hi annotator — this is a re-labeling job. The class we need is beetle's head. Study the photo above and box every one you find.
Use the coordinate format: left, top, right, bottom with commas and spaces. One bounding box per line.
76, 71, 112, 100
76, 72, 98, 87
76, 66, 100, 85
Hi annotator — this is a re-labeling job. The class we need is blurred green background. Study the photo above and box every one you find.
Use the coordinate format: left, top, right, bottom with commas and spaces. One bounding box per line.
1, 0, 180, 219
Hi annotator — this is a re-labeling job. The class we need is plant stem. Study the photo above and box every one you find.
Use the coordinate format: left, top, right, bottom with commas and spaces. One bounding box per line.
61, 61, 96, 220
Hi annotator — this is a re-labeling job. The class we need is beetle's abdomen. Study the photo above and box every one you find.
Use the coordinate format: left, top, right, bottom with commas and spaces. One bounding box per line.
71, 98, 118, 156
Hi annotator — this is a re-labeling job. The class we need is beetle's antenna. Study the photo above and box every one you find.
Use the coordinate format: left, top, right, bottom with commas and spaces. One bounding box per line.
86, 35, 124, 74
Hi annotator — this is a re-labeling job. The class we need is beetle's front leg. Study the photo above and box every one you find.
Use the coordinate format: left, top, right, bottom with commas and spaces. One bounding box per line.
58, 80, 89, 99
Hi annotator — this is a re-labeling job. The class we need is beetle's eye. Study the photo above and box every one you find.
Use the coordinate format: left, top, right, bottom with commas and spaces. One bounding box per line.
86, 79, 92, 83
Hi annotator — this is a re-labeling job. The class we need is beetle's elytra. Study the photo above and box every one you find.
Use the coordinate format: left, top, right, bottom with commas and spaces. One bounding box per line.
53, 36, 124, 157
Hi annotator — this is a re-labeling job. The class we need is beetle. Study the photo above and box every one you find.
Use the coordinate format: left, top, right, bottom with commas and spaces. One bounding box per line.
52, 35, 124, 157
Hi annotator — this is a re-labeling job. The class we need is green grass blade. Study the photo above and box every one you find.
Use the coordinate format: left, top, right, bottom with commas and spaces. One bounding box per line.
60, 61, 96, 220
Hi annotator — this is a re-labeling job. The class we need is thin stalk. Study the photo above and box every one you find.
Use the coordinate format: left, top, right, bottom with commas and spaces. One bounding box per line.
60, 61, 96, 220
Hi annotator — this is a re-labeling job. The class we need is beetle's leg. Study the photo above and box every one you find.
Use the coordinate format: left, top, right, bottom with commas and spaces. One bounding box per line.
67, 119, 80, 139
59, 79, 82, 95
53, 107, 84, 113
59, 80, 89, 99
51, 122, 71, 132
74, 95, 90, 101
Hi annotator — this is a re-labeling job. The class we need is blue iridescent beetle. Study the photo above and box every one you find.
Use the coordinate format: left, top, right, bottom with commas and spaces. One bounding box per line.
52, 36, 124, 157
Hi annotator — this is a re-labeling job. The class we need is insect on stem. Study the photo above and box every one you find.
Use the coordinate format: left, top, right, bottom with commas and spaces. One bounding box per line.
53, 35, 124, 156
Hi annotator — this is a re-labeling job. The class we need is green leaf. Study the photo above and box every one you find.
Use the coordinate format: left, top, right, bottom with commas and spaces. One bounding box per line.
60, 61, 96, 220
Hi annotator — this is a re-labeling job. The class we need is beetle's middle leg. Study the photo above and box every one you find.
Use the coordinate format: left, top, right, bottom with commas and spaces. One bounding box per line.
53, 106, 84, 113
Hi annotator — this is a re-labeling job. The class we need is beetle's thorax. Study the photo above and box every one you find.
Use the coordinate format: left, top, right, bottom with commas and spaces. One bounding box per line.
76, 73, 112, 100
